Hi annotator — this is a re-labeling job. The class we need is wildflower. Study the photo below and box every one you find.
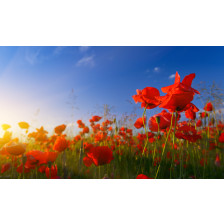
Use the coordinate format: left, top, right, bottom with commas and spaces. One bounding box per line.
83, 126, 89, 134
2, 124, 11, 131
94, 131, 107, 143
159, 72, 200, 112
137, 133, 147, 142
92, 116, 102, 122
201, 112, 208, 118
132, 87, 161, 109
25, 151, 46, 169
53, 136, 68, 152
83, 142, 94, 153
219, 133, 224, 143
74, 135, 81, 142
0, 131, 12, 145
45, 151, 58, 163
196, 120, 202, 127
16, 164, 30, 173
204, 102, 213, 112
77, 120, 85, 128
18, 122, 30, 129
83, 156, 93, 167
54, 124, 66, 135
87, 146, 113, 166
185, 103, 199, 120
1, 163, 11, 173
134, 117, 146, 129
136, 174, 151, 179
175, 125, 201, 143
148, 110, 180, 132
36, 126, 48, 135
3, 141, 26, 156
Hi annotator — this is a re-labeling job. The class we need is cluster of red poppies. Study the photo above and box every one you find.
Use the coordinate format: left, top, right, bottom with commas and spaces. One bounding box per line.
0, 72, 224, 179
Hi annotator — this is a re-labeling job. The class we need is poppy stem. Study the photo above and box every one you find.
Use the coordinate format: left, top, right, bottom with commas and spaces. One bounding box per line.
11, 157, 14, 179
155, 112, 174, 179
142, 106, 148, 156
207, 112, 210, 139
153, 118, 160, 163
98, 166, 101, 179
136, 105, 148, 175
170, 111, 178, 178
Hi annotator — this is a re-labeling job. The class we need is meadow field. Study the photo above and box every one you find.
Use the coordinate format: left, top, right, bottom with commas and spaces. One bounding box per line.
0, 71, 223, 179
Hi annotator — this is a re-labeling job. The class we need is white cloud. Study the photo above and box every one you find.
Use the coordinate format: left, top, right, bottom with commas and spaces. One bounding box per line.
25, 50, 40, 65
169, 74, 176, 79
76, 55, 95, 67
154, 67, 160, 72
79, 46, 90, 53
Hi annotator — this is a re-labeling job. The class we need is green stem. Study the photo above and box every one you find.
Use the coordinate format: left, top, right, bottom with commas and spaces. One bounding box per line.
155, 112, 174, 179
170, 111, 178, 178
142, 106, 148, 156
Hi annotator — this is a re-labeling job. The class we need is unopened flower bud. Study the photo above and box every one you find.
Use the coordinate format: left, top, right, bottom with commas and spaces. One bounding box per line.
155, 116, 160, 124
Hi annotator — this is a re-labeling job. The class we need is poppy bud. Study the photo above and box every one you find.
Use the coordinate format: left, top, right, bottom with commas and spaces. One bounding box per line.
155, 116, 160, 124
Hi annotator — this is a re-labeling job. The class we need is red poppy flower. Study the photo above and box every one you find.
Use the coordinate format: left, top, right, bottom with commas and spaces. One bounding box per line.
77, 120, 85, 128
185, 103, 199, 120
219, 133, 224, 143
132, 87, 161, 109
74, 135, 81, 142
16, 164, 30, 173
159, 72, 200, 112
137, 133, 147, 142
25, 150, 47, 169
45, 151, 58, 163
136, 174, 151, 179
196, 120, 202, 127
38, 165, 47, 173
82, 126, 89, 134
83, 156, 93, 167
92, 116, 102, 122
82, 143, 93, 152
175, 124, 201, 142
148, 110, 180, 132
87, 146, 113, 166
204, 102, 213, 112
201, 112, 208, 118
1, 163, 11, 173
54, 124, 66, 135
53, 136, 68, 152
94, 131, 107, 143
134, 117, 146, 129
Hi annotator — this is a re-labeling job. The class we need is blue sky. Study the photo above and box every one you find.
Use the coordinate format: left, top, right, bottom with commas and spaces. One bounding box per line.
0, 46, 223, 133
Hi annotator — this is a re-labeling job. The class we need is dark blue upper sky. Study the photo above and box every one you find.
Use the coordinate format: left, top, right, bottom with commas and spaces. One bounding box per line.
0, 46, 223, 132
